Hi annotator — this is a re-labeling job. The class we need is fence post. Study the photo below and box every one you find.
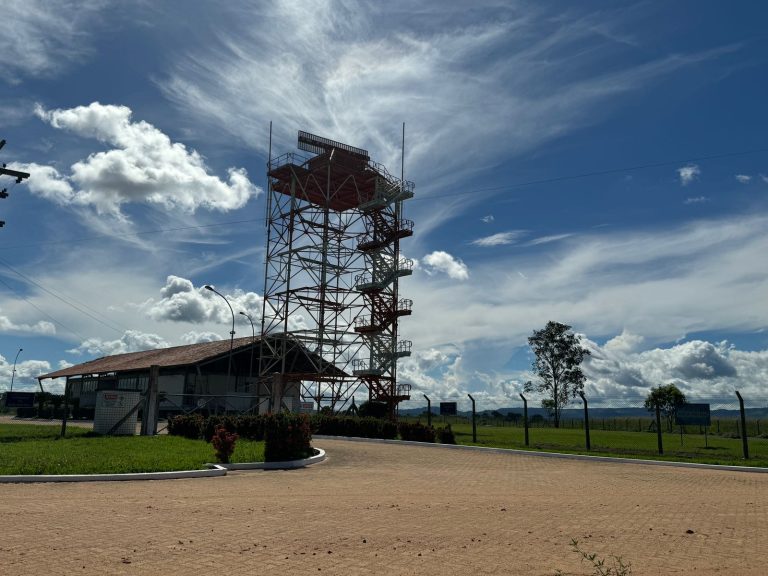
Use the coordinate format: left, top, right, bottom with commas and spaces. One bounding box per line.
519, 393, 529, 446
141, 364, 160, 436
578, 391, 590, 450
735, 391, 749, 460
60, 379, 71, 438
423, 394, 431, 428
467, 394, 477, 443
655, 403, 663, 455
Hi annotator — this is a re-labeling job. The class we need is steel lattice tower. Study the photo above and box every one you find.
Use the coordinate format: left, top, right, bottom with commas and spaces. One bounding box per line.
259, 131, 413, 416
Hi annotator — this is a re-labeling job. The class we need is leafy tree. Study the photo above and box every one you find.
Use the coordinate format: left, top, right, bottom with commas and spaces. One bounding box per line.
358, 400, 388, 419
524, 321, 590, 428
504, 412, 522, 424
644, 384, 687, 432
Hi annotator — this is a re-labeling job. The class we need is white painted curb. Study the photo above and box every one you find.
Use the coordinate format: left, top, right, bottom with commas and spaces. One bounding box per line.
213, 448, 326, 470
0, 465, 227, 484
314, 435, 768, 473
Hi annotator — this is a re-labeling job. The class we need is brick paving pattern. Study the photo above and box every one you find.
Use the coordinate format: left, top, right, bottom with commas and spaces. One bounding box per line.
1, 438, 765, 575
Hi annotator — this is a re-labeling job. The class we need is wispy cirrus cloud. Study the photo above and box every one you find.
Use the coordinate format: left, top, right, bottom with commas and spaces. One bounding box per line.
0, 0, 107, 82
524, 233, 574, 246
684, 196, 709, 205
160, 2, 730, 238
471, 231, 525, 247
405, 213, 768, 355
735, 174, 751, 184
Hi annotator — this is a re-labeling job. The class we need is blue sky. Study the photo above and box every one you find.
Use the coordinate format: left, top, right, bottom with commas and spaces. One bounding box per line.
1, 1, 768, 408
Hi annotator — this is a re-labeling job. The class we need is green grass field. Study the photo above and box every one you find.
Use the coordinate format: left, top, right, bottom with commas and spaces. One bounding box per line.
0, 424, 265, 475
405, 417, 768, 467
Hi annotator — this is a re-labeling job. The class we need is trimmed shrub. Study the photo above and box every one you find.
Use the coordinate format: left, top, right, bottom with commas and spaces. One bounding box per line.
15, 407, 37, 418
264, 413, 313, 462
211, 425, 239, 464
398, 422, 437, 443
311, 415, 398, 440
167, 413, 205, 439
438, 424, 456, 445
201, 415, 241, 442
234, 414, 266, 441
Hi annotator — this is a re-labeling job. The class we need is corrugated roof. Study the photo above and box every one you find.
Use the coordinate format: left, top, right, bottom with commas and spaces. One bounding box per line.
39, 337, 259, 380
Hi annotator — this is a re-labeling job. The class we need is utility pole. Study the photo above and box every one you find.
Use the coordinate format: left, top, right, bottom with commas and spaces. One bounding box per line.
0, 139, 31, 228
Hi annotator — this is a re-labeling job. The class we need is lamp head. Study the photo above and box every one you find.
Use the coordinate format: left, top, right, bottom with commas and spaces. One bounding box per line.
204, 285, 213, 291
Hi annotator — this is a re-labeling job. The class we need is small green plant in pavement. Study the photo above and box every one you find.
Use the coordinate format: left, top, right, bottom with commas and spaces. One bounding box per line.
556, 539, 632, 576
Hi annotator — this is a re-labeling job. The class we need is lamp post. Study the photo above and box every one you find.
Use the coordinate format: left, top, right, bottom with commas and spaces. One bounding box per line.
9, 348, 22, 392
239, 311, 256, 380
205, 285, 235, 390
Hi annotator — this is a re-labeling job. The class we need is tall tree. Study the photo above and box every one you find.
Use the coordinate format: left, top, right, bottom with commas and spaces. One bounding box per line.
525, 321, 590, 428
644, 383, 687, 432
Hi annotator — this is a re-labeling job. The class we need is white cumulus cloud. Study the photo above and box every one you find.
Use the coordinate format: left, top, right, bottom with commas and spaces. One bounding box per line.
677, 164, 700, 186
143, 275, 263, 326
421, 251, 469, 280
735, 174, 751, 184
180, 331, 224, 344
67, 330, 170, 356
0, 311, 56, 335
20, 102, 260, 219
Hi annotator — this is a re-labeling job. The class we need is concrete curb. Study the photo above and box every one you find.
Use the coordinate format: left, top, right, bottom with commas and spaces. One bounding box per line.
214, 448, 326, 470
0, 447, 327, 483
314, 435, 768, 473
0, 465, 227, 484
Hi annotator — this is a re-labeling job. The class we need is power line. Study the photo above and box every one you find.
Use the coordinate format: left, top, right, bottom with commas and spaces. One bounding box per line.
0, 275, 88, 342
0, 217, 262, 251
0, 257, 126, 334
411, 146, 768, 201
0, 145, 764, 250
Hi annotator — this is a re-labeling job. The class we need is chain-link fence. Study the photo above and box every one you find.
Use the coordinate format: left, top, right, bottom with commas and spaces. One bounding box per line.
409, 392, 767, 465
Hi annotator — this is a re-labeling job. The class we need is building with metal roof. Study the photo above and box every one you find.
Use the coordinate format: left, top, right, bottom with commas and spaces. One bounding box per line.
38, 336, 343, 416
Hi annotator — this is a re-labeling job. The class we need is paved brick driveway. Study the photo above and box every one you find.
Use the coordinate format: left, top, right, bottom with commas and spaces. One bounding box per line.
1, 438, 765, 575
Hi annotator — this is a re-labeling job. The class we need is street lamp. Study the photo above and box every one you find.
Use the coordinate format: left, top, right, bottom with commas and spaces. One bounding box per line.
239, 311, 256, 380
9, 348, 22, 392
205, 285, 235, 390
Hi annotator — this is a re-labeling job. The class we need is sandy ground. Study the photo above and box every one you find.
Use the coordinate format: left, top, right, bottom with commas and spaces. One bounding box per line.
0, 436, 765, 575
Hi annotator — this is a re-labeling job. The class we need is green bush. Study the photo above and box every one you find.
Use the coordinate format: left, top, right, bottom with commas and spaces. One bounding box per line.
398, 421, 436, 443
168, 414, 270, 441
201, 415, 242, 442
167, 413, 205, 439
233, 414, 266, 441
72, 406, 95, 420
311, 415, 398, 439
264, 413, 313, 462
438, 424, 456, 444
